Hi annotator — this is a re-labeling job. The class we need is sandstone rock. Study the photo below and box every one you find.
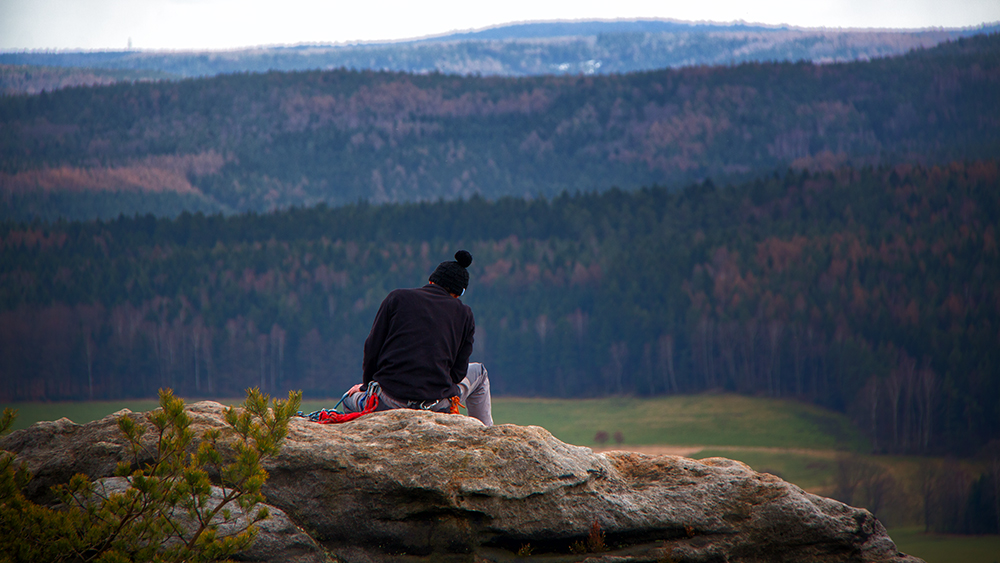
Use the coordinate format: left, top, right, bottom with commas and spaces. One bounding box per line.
88, 477, 330, 563
1, 412, 134, 502
2, 401, 923, 563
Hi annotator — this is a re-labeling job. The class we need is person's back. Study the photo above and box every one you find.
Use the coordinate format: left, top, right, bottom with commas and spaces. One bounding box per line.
362, 283, 474, 403
341, 250, 493, 426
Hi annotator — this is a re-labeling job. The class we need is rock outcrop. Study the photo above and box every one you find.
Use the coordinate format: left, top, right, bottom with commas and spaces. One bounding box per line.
2, 401, 923, 563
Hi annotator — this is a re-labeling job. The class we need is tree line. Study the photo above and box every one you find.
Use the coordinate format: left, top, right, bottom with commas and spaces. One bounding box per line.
833, 451, 1000, 534
1, 160, 997, 457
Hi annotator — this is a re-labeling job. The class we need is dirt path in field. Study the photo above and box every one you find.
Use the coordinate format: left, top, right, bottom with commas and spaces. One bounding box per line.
592, 445, 705, 456
592, 444, 846, 459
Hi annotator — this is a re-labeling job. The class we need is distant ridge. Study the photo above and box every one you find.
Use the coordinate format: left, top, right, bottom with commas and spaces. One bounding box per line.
2, 19, 998, 86
416, 19, 785, 42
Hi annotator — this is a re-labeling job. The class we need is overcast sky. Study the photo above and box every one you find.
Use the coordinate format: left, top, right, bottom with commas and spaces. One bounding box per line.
2, 0, 999, 51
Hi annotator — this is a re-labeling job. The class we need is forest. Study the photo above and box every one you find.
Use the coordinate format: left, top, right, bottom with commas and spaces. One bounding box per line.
1, 159, 997, 460
2, 32, 999, 221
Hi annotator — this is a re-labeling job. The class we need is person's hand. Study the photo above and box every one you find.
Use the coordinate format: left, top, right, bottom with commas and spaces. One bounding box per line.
347, 383, 363, 395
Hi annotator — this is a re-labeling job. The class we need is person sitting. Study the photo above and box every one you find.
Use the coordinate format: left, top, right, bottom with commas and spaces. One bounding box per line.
340, 250, 493, 426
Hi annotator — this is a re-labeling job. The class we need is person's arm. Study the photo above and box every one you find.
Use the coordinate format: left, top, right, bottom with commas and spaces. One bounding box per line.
362, 293, 395, 385
449, 314, 475, 384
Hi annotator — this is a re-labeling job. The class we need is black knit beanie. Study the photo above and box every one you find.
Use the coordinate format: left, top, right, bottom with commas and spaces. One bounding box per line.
429, 250, 473, 295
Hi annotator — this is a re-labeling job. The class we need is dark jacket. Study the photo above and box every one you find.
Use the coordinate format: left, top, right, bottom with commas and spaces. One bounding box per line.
362, 284, 475, 402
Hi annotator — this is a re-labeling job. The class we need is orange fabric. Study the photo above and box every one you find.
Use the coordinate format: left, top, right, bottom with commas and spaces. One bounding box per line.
449, 396, 463, 414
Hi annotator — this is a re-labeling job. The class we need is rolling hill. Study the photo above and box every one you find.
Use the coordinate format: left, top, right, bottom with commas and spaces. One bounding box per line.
2, 32, 998, 221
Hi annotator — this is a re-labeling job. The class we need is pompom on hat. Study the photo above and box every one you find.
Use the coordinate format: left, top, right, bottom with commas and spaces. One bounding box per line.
429, 250, 473, 295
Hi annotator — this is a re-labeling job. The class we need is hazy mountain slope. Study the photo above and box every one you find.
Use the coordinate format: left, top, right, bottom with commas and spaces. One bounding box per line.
424, 19, 780, 41
1, 20, 995, 86
1, 32, 998, 221
0, 64, 177, 95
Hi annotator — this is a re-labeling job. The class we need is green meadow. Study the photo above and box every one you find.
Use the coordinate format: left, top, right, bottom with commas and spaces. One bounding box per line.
2, 399, 165, 432
489, 394, 869, 451
3, 393, 868, 451
889, 528, 1000, 563
3, 393, 995, 562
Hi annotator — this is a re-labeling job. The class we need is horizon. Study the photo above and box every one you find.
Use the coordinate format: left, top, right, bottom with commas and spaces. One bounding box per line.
2, 0, 999, 52
3, 17, 1000, 54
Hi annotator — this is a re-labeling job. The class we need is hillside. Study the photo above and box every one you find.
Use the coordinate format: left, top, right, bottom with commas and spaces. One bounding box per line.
0, 63, 175, 95
2, 32, 998, 221
1, 159, 997, 458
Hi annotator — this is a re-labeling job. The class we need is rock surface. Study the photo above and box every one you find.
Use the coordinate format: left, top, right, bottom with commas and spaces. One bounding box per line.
2, 401, 923, 563
89, 477, 329, 563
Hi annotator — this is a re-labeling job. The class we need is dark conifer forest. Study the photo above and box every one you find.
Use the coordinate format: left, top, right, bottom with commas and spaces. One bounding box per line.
2, 160, 998, 456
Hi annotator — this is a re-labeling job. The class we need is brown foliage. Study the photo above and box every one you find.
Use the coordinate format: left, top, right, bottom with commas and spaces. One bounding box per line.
0, 152, 224, 195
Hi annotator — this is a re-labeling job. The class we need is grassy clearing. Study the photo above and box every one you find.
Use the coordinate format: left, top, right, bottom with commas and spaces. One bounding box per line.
491, 394, 869, 452
888, 527, 1000, 563
2, 399, 165, 432
4, 393, 868, 454
3, 394, 312, 432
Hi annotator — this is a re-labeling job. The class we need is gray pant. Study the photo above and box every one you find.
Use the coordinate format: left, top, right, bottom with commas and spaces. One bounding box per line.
458, 362, 493, 427
342, 362, 493, 426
